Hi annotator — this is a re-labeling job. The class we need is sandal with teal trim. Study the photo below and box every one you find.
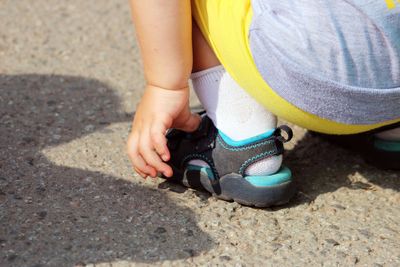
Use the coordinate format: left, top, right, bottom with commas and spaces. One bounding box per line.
315, 123, 400, 170
164, 115, 296, 207
367, 135, 400, 170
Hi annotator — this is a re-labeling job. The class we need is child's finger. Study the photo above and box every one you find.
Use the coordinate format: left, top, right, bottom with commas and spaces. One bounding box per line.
130, 153, 156, 177
174, 111, 201, 133
136, 154, 157, 178
150, 123, 170, 161
127, 133, 157, 177
134, 167, 147, 179
139, 145, 171, 177
139, 129, 173, 177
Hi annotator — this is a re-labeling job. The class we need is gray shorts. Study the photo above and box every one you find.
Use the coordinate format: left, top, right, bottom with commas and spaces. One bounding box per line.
250, 0, 400, 124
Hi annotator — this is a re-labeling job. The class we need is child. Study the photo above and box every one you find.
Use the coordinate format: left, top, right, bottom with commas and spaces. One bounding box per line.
127, 0, 400, 207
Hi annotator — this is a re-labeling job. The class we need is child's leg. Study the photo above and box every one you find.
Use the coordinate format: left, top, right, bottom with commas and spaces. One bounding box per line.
192, 22, 220, 72
190, 22, 281, 175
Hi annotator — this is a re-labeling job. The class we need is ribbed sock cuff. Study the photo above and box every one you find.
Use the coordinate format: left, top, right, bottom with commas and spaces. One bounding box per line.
190, 65, 225, 80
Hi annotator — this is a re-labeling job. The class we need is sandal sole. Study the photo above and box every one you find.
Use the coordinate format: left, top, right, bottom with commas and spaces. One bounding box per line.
168, 167, 297, 207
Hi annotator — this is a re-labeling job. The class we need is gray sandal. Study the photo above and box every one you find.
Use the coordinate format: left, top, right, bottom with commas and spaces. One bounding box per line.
164, 115, 296, 207
315, 122, 400, 170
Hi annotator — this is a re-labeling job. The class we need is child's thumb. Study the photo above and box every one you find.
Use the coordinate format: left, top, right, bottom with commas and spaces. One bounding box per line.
176, 112, 201, 133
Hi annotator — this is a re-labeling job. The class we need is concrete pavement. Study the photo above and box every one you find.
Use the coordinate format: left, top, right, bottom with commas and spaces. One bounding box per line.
0, 1, 399, 266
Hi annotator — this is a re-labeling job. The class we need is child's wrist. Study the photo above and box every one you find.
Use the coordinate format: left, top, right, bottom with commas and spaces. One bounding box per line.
146, 81, 189, 91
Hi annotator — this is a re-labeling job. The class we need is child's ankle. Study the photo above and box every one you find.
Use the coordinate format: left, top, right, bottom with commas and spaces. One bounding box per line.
188, 126, 283, 176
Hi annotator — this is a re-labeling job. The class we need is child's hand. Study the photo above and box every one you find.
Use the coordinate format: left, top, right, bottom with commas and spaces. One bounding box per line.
127, 85, 201, 178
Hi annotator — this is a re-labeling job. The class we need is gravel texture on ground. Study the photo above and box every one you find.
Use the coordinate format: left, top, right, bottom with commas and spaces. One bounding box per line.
0, 1, 399, 266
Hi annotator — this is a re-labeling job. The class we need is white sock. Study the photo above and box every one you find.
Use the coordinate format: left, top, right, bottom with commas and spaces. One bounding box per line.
191, 65, 277, 140
189, 65, 282, 176
375, 127, 400, 141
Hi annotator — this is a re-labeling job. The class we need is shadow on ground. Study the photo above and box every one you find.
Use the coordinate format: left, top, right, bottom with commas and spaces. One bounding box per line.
286, 131, 399, 206
0, 74, 214, 266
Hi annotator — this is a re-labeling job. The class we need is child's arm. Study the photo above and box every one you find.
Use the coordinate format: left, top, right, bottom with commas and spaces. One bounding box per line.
127, 0, 200, 178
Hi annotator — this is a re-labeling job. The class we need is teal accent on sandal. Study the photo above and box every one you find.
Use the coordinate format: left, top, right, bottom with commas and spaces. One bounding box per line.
218, 129, 275, 147
374, 138, 400, 152
187, 165, 215, 180
187, 164, 291, 186
244, 166, 292, 187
